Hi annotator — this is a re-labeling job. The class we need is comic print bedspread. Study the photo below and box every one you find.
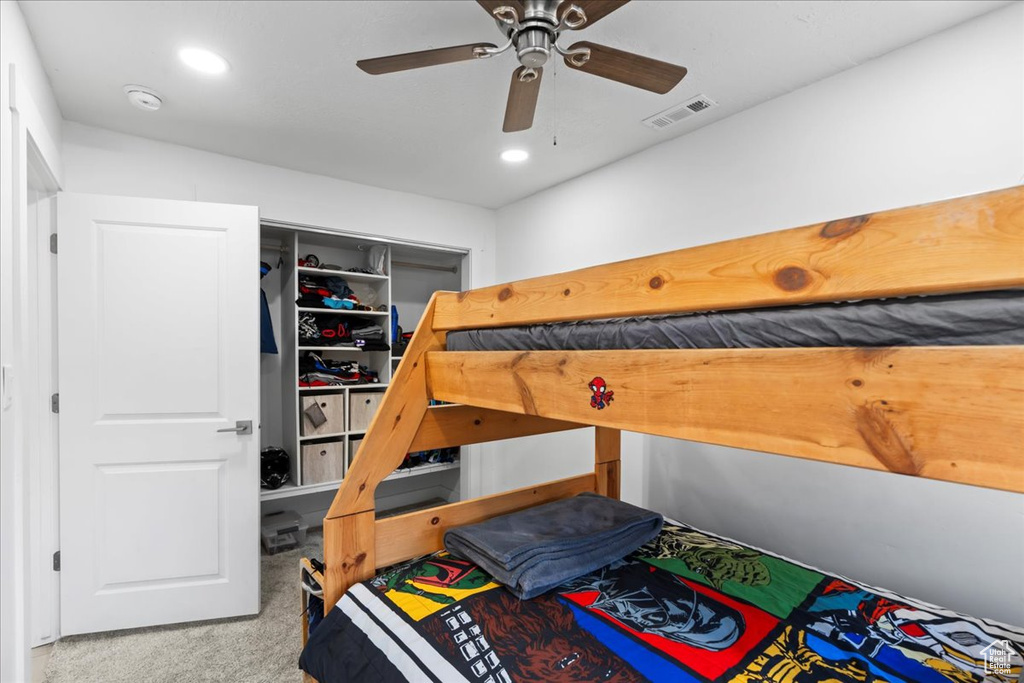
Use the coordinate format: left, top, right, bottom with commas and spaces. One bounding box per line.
299, 522, 1024, 682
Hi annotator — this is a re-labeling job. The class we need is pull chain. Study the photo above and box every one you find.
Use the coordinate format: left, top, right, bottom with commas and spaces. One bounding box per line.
552, 58, 558, 147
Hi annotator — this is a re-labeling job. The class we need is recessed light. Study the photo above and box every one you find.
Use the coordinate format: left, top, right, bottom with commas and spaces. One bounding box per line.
179, 47, 229, 75
501, 149, 529, 163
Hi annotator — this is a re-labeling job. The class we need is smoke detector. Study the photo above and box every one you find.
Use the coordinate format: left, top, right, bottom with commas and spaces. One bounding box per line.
642, 94, 717, 130
124, 85, 162, 112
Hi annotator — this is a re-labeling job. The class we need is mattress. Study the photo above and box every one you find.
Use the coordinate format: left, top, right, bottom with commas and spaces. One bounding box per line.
445, 290, 1024, 352
299, 520, 1023, 682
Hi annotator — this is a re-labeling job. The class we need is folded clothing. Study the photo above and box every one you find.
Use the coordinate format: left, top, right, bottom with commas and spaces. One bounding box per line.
297, 274, 373, 310
351, 323, 384, 340
444, 492, 663, 600
298, 352, 379, 386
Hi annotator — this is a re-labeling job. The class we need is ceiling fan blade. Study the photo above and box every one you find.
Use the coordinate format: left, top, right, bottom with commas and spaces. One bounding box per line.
563, 41, 686, 94
503, 66, 543, 132
560, 0, 630, 27
357, 43, 496, 75
477, 0, 526, 21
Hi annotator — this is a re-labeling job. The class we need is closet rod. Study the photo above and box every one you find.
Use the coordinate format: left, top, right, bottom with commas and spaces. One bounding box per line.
392, 260, 457, 274
260, 243, 290, 253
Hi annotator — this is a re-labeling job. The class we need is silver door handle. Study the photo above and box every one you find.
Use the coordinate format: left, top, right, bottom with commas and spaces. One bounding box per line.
217, 420, 253, 435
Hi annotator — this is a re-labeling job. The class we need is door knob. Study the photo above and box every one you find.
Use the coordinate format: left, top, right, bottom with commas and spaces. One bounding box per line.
217, 420, 253, 435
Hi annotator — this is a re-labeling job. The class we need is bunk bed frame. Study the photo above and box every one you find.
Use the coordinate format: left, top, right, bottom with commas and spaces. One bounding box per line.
314, 185, 1024, 624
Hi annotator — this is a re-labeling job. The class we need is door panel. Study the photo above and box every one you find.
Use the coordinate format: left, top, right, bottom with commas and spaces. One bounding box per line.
58, 193, 259, 635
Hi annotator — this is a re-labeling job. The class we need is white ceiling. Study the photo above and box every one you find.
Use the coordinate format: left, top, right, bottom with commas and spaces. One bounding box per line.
21, 0, 1009, 208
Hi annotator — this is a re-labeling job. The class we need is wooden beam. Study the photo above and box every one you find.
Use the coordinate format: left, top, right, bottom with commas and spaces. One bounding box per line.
595, 427, 621, 498
326, 296, 444, 519
595, 426, 621, 464
375, 473, 597, 568
323, 511, 375, 611
409, 404, 585, 451
433, 187, 1024, 330
426, 347, 1024, 493
596, 461, 621, 499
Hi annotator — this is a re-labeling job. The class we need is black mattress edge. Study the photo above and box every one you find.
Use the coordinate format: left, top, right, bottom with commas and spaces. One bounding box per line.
445, 289, 1024, 352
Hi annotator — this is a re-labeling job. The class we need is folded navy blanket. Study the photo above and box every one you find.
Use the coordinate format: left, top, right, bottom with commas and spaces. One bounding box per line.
444, 492, 664, 599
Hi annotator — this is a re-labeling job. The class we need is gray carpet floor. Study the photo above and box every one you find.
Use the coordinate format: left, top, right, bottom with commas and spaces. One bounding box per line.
44, 531, 322, 683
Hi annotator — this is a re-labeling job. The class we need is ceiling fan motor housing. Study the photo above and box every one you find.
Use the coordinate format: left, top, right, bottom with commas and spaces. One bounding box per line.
507, 0, 561, 68
516, 28, 552, 67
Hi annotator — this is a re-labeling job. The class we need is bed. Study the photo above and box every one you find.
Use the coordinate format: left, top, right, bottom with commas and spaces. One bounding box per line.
301, 520, 1023, 682
301, 186, 1024, 682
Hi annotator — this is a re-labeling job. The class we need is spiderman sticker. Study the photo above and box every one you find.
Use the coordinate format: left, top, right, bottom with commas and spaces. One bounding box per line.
589, 377, 614, 410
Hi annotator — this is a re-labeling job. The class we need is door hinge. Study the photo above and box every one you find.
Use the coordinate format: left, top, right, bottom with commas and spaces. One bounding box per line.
50, 234, 57, 254
53, 551, 60, 571
51, 393, 59, 414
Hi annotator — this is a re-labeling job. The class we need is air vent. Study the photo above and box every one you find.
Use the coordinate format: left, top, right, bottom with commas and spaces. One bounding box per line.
641, 95, 718, 130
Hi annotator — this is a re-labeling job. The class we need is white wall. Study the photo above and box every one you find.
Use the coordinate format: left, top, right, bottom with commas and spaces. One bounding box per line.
0, 1, 64, 678
60, 122, 496, 289
490, 3, 1024, 626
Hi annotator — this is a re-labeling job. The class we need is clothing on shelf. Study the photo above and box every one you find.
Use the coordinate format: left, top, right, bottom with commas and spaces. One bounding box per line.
260, 261, 278, 355
300, 313, 386, 349
297, 274, 370, 311
367, 245, 387, 275
351, 322, 388, 351
300, 313, 389, 352
398, 447, 458, 471
298, 253, 379, 276
298, 352, 379, 386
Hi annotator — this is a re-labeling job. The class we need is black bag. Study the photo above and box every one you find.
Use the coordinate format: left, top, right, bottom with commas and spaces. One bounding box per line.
260, 447, 291, 490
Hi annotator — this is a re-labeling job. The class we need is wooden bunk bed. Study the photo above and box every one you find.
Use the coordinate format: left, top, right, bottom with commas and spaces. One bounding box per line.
305, 185, 1023, 680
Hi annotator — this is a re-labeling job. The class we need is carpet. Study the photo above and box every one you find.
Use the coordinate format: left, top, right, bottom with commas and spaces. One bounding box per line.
44, 531, 322, 683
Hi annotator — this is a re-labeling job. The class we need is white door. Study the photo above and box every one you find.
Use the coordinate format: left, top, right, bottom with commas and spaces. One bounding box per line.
58, 193, 260, 635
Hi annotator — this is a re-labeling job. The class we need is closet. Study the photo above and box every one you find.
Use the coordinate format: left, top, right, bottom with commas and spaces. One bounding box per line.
257, 222, 466, 522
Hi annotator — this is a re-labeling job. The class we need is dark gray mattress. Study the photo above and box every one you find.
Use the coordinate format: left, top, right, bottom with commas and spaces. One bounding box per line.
446, 290, 1024, 351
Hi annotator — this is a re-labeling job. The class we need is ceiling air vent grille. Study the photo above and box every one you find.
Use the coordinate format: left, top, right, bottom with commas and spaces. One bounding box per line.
642, 95, 718, 130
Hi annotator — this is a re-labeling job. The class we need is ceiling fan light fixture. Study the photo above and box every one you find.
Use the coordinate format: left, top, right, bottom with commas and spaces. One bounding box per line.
179, 47, 229, 75
501, 149, 529, 162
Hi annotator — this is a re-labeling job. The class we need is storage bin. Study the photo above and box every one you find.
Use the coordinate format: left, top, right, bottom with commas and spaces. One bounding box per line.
300, 394, 345, 436
348, 437, 363, 466
349, 391, 383, 432
261, 510, 308, 555
301, 441, 345, 485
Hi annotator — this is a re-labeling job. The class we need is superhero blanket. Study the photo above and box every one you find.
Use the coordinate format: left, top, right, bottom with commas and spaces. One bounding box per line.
299, 522, 1023, 682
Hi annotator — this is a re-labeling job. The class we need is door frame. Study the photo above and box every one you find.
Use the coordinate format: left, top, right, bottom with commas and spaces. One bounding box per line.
28, 182, 59, 648
1, 61, 63, 682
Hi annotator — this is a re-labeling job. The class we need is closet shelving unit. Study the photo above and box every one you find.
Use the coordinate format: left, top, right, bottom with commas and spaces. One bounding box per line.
259, 224, 465, 510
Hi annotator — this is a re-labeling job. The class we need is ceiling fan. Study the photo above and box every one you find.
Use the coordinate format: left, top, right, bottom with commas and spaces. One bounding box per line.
356, 0, 688, 133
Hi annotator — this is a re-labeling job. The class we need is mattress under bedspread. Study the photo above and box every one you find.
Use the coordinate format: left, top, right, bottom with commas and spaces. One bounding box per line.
299, 520, 1023, 682
445, 290, 1024, 352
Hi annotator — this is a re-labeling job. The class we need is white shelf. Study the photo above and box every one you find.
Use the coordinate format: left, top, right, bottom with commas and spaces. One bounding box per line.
298, 265, 388, 283
297, 307, 389, 317
260, 479, 343, 501
299, 346, 387, 352
384, 460, 460, 481
299, 384, 387, 392
299, 432, 345, 441
260, 460, 460, 501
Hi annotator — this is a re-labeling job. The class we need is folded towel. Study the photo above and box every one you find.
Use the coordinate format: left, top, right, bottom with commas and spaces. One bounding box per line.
444, 493, 663, 599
